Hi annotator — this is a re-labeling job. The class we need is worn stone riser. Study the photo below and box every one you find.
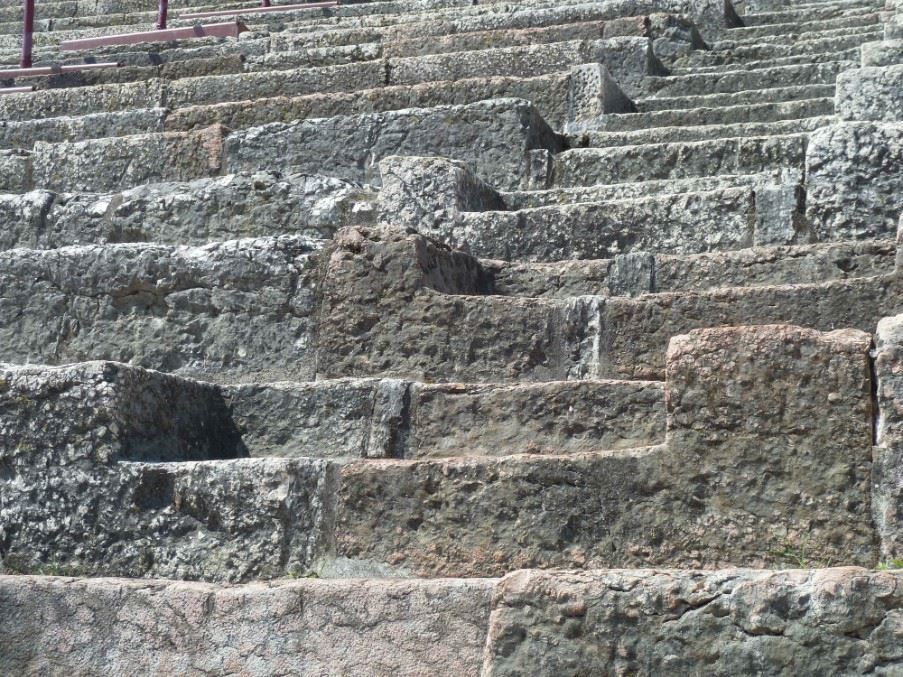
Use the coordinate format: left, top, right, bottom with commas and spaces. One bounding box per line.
552, 133, 809, 186
741, 2, 887, 25
588, 98, 833, 132
672, 49, 866, 77
575, 115, 834, 148
636, 83, 835, 110
642, 60, 854, 96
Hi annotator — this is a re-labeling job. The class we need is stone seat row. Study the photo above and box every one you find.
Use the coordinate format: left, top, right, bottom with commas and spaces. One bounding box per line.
0, 320, 894, 582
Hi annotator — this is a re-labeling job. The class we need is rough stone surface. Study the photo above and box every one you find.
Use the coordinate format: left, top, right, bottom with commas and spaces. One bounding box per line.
225, 99, 564, 191
874, 312, 903, 562
484, 568, 903, 676
407, 379, 665, 457
334, 325, 878, 576
837, 64, 903, 122
805, 122, 903, 241
0, 576, 493, 675
314, 227, 597, 382
0, 172, 376, 249
31, 125, 227, 193
0, 362, 334, 581
0, 236, 324, 383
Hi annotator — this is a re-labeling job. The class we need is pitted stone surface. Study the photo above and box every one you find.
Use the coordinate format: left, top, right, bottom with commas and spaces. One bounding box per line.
484, 568, 903, 676
0, 576, 493, 675
0, 236, 324, 382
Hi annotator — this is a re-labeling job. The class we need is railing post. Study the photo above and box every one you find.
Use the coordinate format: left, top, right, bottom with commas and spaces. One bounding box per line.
21, 0, 34, 68
261, 0, 271, 6
157, 0, 168, 30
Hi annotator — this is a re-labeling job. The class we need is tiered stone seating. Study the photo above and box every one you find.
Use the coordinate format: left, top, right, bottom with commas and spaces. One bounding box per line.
3, 0, 903, 672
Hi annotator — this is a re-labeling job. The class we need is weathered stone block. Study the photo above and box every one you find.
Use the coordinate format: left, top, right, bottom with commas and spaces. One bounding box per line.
0, 236, 323, 383
31, 125, 226, 193
407, 379, 665, 457
224, 99, 563, 191
314, 227, 597, 382
564, 62, 636, 134
0, 171, 375, 249
837, 65, 903, 122
0, 361, 243, 463
0, 576, 492, 675
335, 325, 877, 576
377, 155, 504, 232
806, 122, 903, 241
874, 312, 903, 561
0, 361, 335, 581
484, 568, 903, 676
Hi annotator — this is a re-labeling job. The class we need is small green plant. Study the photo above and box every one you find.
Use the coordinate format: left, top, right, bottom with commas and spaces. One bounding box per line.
877, 559, 903, 571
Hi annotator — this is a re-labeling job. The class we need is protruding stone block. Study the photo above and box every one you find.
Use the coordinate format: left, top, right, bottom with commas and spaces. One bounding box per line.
837, 65, 903, 122
0, 361, 244, 464
377, 155, 505, 233
0, 362, 336, 581
806, 122, 903, 241
564, 63, 636, 134
873, 312, 903, 561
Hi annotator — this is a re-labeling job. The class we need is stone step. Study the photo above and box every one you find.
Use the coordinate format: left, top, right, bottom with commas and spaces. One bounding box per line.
576, 115, 834, 147
741, 1, 886, 25
500, 171, 788, 206
552, 133, 809, 186
163, 37, 657, 111
164, 71, 584, 134
642, 60, 854, 96
586, 97, 833, 131
4, 567, 903, 674
294, 324, 881, 575
1, 222, 897, 386
674, 28, 881, 68
0, 323, 885, 579
313, 227, 900, 383
742, 0, 884, 13
636, 83, 835, 110
0, 575, 493, 673
0, 107, 166, 149
0, 171, 377, 250
0, 236, 326, 384
5, 99, 561, 194
723, 10, 881, 40
675, 47, 866, 74
712, 21, 883, 50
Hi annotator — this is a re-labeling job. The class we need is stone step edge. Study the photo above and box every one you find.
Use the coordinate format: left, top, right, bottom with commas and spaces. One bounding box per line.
2, 567, 900, 674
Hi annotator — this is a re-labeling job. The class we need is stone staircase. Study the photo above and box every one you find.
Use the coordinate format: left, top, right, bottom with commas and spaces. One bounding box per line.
2, 0, 903, 673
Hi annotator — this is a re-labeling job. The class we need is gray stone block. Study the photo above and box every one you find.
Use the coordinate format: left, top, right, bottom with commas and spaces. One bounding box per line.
0, 171, 376, 249
225, 99, 564, 191
0, 236, 324, 383
484, 568, 903, 676
806, 122, 903, 241
837, 64, 903, 122
0, 576, 493, 675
